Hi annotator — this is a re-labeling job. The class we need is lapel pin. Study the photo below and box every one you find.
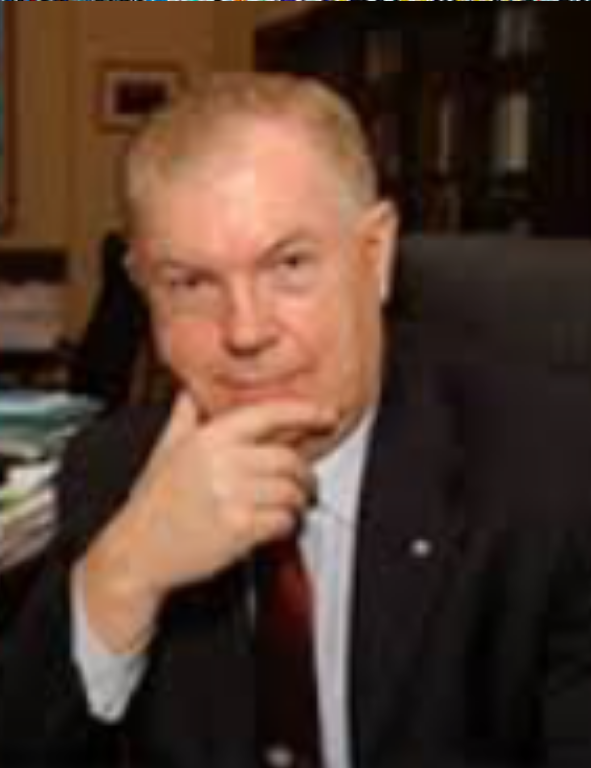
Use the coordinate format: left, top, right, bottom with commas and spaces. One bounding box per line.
410, 538, 433, 559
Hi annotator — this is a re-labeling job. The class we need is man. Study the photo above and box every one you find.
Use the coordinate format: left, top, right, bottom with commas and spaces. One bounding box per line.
1, 73, 591, 768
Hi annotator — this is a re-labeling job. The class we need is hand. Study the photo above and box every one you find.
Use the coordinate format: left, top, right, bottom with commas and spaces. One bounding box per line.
120, 392, 331, 594
77, 393, 333, 652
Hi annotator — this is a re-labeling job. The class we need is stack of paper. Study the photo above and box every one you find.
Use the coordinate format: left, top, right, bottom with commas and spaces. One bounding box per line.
0, 282, 64, 352
0, 391, 99, 570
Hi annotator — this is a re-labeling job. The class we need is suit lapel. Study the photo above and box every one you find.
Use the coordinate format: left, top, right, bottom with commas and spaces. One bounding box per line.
349, 351, 466, 764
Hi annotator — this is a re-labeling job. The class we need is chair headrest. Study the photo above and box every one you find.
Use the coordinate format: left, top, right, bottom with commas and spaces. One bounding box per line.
392, 235, 591, 373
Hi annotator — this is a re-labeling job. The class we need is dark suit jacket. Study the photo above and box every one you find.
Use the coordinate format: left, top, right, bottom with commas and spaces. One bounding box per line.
2, 338, 591, 768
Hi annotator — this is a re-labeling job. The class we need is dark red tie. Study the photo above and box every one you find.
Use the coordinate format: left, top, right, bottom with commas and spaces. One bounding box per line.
255, 535, 321, 768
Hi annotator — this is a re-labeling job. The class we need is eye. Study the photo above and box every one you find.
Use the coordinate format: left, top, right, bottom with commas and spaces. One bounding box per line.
273, 251, 316, 283
152, 266, 223, 316
279, 252, 310, 270
162, 269, 209, 293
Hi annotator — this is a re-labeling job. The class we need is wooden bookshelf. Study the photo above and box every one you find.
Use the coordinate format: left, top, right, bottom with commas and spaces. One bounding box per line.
256, 7, 591, 238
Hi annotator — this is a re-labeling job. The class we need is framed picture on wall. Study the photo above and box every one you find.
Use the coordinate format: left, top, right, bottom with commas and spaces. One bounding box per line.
0, 5, 13, 231
99, 62, 185, 131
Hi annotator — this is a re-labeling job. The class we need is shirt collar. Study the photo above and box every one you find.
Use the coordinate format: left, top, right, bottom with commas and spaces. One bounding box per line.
311, 409, 376, 531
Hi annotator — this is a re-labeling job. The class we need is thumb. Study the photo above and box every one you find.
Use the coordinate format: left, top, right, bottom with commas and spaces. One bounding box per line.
159, 391, 200, 450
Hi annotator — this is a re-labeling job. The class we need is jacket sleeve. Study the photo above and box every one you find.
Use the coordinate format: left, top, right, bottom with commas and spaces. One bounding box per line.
0, 408, 160, 767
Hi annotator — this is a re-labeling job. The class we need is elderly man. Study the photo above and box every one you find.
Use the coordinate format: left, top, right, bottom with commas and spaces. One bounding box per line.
1, 73, 591, 768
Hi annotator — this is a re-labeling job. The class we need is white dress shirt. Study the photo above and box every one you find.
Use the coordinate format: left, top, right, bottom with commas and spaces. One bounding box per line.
73, 413, 375, 768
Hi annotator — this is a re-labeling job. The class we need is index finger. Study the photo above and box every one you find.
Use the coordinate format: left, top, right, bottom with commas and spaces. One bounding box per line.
159, 391, 201, 451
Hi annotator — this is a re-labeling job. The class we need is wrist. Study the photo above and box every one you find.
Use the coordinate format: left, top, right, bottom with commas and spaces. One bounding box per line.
76, 512, 162, 655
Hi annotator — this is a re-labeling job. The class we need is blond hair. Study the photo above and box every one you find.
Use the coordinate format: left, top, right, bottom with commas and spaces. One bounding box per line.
124, 72, 378, 228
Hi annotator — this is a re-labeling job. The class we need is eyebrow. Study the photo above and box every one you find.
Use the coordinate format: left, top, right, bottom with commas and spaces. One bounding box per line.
152, 231, 318, 272
259, 232, 317, 259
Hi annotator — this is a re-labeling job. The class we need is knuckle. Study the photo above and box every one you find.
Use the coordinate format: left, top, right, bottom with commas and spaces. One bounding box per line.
225, 505, 257, 541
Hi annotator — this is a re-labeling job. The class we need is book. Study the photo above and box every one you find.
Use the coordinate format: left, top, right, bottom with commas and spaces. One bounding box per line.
0, 390, 100, 571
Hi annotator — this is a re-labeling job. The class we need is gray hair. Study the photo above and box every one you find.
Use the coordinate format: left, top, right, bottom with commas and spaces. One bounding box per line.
123, 71, 378, 229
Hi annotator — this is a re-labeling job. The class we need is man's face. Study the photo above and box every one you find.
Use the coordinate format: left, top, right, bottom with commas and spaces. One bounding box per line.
134, 120, 397, 448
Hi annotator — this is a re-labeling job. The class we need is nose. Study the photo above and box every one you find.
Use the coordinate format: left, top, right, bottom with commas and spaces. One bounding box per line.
222, 283, 278, 356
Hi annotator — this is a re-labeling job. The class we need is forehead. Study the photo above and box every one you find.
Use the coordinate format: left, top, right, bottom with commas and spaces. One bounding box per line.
137, 120, 351, 263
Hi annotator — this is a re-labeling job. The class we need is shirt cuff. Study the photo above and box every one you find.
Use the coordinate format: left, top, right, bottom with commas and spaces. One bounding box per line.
71, 570, 148, 723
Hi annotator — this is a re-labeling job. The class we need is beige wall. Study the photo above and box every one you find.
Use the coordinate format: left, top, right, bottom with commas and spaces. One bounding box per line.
67, 6, 217, 332
0, 5, 311, 337
2, 8, 71, 248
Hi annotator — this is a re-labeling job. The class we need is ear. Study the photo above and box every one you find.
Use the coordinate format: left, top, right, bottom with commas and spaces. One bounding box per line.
360, 200, 399, 305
